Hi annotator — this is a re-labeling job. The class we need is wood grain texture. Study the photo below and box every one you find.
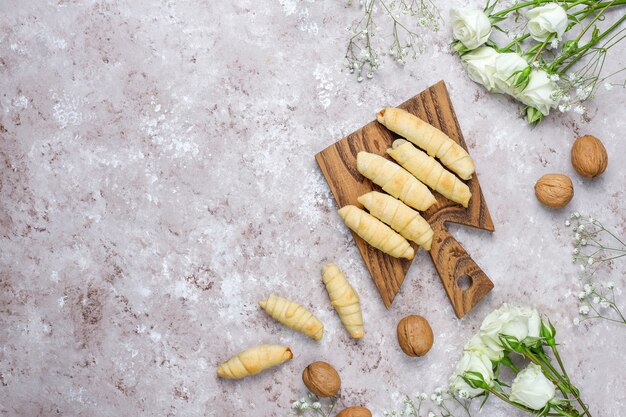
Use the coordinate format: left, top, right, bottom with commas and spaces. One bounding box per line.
315, 81, 494, 318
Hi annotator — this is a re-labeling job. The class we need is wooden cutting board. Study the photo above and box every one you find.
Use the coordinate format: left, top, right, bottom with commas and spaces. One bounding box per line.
315, 81, 494, 318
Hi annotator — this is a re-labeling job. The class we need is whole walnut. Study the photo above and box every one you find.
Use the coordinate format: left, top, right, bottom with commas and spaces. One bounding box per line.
302, 361, 340, 397
335, 406, 372, 417
571, 135, 608, 178
397, 315, 434, 357
534, 174, 574, 209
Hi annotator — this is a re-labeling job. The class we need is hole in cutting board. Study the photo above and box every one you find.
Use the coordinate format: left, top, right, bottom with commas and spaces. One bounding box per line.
457, 275, 473, 291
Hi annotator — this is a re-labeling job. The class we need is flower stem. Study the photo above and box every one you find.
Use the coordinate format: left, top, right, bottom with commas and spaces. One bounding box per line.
552, 13, 626, 71
486, 387, 536, 414
550, 345, 593, 417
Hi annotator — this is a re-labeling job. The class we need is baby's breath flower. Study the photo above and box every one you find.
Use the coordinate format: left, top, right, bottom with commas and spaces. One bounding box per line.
587, 257, 594, 265
418, 392, 427, 400
573, 317, 580, 325
580, 239, 587, 246
550, 39, 559, 49
604, 82, 613, 91
312, 402, 321, 410
578, 224, 586, 231
600, 300, 610, 309
430, 393, 438, 401
584, 283, 594, 294
577, 291, 587, 300
573, 104, 586, 114
550, 74, 560, 82
579, 305, 590, 315
606, 281, 615, 290
575, 233, 581, 241
434, 387, 443, 395
428, 413, 437, 417
573, 248, 580, 255
572, 212, 581, 219
592, 296, 600, 304
565, 220, 571, 226
559, 103, 572, 112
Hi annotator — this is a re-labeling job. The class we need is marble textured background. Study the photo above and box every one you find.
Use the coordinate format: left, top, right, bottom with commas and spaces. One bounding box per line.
1, 1, 624, 416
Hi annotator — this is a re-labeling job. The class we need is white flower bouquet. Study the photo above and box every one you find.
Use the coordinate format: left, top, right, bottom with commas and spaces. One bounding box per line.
451, 1, 626, 124
450, 304, 592, 416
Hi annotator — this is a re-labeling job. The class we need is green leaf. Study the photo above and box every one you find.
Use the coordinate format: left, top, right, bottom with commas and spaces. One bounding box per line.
479, 392, 490, 411
491, 24, 508, 34
452, 40, 471, 54
526, 107, 544, 125
463, 371, 489, 390
513, 66, 531, 90
567, 14, 580, 24
489, 15, 506, 25
523, 336, 543, 349
592, 26, 600, 41
562, 39, 579, 55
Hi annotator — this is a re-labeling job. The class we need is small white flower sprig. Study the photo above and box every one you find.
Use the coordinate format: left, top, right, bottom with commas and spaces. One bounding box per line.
449, 304, 593, 417
450, 0, 626, 124
384, 389, 473, 417
290, 393, 337, 417
566, 212, 626, 326
344, 0, 442, 82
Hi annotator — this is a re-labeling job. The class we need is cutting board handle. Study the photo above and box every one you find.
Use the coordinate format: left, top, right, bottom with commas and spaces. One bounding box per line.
428, 221, 494, 318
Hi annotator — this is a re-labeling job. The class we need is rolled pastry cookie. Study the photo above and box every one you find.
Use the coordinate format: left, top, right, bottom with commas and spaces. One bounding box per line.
376, 107, 475, 180
387, 139, 472, 207
338, 205, 414, 260
356, 152, 436, 212
358, 191, 433, 250
217, 344, 293, 379
259, 293, 324, 341
321, 263, 364, 338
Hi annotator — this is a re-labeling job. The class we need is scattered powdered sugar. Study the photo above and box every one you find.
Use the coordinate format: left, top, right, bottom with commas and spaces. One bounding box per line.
278, 0, 298, 16
12, 95, 29, 109
50, 90, 90, 129
141, 113, 200, 159
297, 168, 334, 227
314, 64, 338, 109
297, 7, 319, 34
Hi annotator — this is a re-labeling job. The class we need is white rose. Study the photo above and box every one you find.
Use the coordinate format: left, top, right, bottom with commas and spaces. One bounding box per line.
500, 306, 541, 342
525, 3, 568, 42
464, 333, 504, 362
450, 8, 492, 50
492, 52, 529, 94
510, 363, 556, 410
461, 46, 498, 91
515, 70, 558, 116
449, 351, 494, 398
479, 304, 542, 351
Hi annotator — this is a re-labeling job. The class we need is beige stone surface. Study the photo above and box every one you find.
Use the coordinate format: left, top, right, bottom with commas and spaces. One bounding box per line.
1, 1, 624, 416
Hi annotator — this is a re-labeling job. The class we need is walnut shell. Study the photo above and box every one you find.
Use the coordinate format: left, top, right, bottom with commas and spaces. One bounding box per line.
302, 361, 340, 397
534, 174, 574, 209
571, 135, 608, 178
397, 315, 434, 357
335, 406, 372, 417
